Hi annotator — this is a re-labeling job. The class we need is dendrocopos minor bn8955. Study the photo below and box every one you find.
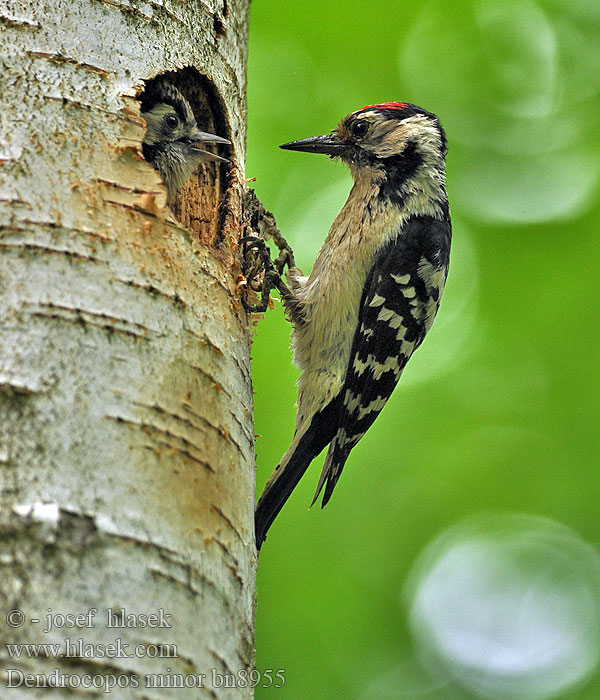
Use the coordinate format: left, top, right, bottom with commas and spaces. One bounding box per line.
253, 102, 451, 549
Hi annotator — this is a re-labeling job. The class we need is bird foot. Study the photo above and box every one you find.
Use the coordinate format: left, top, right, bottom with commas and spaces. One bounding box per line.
239, 188, 300, 314
271, 230, 296, 275
241, 236, 292, 313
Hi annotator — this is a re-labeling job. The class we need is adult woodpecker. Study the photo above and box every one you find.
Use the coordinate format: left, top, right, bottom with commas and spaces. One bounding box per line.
254, 102, 451, 549
141, 79, 230, 201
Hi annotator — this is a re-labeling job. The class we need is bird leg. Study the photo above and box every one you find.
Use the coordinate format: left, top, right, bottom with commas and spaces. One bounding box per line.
240, 188, 305, 321
271, 229, 296, 275
241, 235, 299, 315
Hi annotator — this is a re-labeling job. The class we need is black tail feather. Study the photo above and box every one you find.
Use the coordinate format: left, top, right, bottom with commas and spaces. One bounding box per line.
255, 431, 315, 550
254, 397, 341, 550
320, 452, 350, 508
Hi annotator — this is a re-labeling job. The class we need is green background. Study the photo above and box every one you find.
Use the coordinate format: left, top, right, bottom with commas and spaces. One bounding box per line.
245, 1, 600, 698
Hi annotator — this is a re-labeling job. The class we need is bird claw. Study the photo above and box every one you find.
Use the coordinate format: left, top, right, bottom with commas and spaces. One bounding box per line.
270, 231, 296, 274
241, 236, 281, 313
239, 189, 298, 313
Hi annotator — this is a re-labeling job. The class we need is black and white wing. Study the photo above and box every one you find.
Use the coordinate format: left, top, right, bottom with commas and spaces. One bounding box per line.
314, 214, 451, 506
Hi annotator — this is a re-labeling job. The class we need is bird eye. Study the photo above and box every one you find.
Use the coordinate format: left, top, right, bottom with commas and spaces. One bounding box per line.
352, 120, 369, 138
165, 114, 179, 129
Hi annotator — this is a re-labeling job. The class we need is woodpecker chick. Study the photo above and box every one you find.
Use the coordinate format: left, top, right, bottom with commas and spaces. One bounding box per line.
141, 80, 230, 201
255, 102, 451, 549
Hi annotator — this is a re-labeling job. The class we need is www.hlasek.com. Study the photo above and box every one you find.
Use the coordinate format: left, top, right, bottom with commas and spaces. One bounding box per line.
4, 668, 286, 693
5, 636, 177, 661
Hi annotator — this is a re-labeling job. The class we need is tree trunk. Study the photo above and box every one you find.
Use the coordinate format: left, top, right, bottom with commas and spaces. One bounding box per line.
0, 1, 255, 697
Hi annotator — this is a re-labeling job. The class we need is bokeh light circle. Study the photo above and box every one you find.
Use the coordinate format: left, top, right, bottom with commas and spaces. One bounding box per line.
406, 514, 600, 700
400, 0, 600, 223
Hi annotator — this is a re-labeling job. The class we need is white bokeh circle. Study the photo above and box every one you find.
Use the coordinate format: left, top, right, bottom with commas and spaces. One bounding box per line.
406, 514, 600, 699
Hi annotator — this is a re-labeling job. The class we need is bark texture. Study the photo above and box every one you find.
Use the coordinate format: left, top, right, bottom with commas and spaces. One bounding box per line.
0, 0, 255, 697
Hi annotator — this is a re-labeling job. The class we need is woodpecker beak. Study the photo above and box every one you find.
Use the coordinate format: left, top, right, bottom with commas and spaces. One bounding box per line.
192, 130, 231, 145
189, 130, 230, 163
191, 148, 229, 163
280, 133, 348, 156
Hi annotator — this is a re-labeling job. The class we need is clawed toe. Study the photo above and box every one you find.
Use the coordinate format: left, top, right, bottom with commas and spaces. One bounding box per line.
241, 236, 280, 313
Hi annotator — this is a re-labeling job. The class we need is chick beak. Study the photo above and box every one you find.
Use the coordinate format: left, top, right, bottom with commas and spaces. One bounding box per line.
279, 133, 348, 156
190, 129, 231, 163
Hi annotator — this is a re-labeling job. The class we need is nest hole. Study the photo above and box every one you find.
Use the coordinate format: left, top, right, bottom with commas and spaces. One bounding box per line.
140, 68, 233, 249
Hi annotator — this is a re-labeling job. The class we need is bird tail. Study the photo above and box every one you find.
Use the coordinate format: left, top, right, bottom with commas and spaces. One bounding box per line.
311, 432, 351, 508
255, 398, 340, 549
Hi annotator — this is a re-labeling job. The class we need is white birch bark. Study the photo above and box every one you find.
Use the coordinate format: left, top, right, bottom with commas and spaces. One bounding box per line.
0, 0, 256, 697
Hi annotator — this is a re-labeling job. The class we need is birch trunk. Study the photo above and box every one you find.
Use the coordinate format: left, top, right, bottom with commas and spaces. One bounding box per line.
0, 0, 256, 697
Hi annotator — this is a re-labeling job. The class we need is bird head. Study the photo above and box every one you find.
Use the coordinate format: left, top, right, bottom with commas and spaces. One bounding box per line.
280, 103, 447, 187
141, 80, 230, 199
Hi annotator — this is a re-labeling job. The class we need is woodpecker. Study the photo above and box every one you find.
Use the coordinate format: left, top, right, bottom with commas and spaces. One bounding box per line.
141, 80, 230, 201
254, 102, 451, 549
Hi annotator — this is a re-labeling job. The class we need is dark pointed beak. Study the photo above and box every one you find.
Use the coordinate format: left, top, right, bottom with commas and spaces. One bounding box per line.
191, 128, 231, 146
280, 133, 348, 156
189, 129, 230, 163
191, 148, 229, 163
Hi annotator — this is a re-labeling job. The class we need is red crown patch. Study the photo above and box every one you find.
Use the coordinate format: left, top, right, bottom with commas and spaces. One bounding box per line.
360, 102, 408, 112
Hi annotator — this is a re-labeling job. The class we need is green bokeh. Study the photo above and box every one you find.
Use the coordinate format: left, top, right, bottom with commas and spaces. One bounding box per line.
246, 1, 600, 698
